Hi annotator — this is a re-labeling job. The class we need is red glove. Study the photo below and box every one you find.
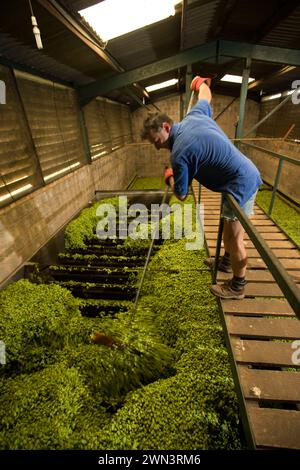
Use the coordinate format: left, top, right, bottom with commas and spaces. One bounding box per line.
190, 75, 211, 91
164, 167, 173, 186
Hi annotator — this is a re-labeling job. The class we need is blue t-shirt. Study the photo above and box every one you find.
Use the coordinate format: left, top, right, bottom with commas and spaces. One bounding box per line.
169, 100, 262, 206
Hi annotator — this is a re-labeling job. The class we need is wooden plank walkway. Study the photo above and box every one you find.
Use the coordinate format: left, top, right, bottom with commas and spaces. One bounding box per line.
193, 183, 300, 450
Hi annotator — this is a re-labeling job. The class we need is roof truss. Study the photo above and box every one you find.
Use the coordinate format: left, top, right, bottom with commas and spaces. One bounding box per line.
78, 40, 300, 106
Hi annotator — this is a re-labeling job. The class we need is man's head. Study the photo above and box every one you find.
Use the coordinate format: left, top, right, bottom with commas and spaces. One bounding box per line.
141, 113, 173, 150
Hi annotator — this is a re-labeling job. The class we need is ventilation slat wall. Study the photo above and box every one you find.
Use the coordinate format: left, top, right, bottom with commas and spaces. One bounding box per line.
105, 100, 124, 150
0, 66, 38, 207
16, 75, 86, 182
121, 105, 133, 145
84, 98, 133, 160
0, 65, 133, 209
83, 99, 112, 160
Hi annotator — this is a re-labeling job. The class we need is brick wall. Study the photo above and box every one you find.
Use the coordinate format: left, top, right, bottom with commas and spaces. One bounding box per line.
242, 140, 300, 203
212, 94, 259, 138
130, 95, 180, 177
134, 143, 170, 177
132, 93, 259, 140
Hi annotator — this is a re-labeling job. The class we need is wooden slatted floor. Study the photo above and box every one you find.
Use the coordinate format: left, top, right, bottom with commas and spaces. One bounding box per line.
193, 183, 300, 450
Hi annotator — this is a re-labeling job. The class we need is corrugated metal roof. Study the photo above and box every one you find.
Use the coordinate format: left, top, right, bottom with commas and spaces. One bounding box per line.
260, 5, 300, 49
0, 0, 116, 81
182, 0, 219, 49
220, 0, 274, 41
59, 0, 104, 11
0, 30, 92, 85
106, 31, 158, 70
0, 0, 300, 105
106, 14, 180, 71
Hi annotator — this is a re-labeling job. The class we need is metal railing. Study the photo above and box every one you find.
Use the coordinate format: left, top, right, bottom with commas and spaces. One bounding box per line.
211, 191, 300, 449
239, 141, 300, 216
214, 193, 300, 317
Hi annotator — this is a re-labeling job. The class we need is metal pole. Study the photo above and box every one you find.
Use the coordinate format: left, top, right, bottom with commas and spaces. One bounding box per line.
185, 64, 193, 115
198, 182, 201, 205
243, 90, 297, 138
268, 158, 283, 216
214, 97, 238, 121
180, 94, 184, 120
239, 142, 300, 167
77, 104, 92, 164
187, 90, 195, 114
180, 0, 187, 51
130, 186, 169, 322
236, 57, 251, 140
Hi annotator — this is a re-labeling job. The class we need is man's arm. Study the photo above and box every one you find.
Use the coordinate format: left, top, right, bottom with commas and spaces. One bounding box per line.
164, 76, 211, 201
190, 76, 212, 104
168, 176, 187, 201
164, 165, 189, 201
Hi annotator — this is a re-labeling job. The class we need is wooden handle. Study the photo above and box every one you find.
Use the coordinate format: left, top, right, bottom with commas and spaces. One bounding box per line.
187, 90, 195, 114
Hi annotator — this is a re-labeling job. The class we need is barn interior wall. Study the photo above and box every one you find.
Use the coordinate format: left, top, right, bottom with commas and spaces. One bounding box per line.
0, 146, 138, 287
132, 93, 300, 205
2, 63, 300, 287
0, 66, 137, 287
244, 140, 300, 203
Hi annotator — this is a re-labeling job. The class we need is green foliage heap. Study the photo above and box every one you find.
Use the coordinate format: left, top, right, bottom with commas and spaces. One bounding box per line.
78, 298, 132, 317
0, 277, 173, 449
0, 362, 87, 449
65, 197, 120, 250
256, 187, 300, 245
0, 177, 243, 449
93, 237, 242, 450
0, 279, 81, 373
58, 332, 172, 407
128, 176, 165, 190
97, 372, 240, 450
82, 181, 243, 450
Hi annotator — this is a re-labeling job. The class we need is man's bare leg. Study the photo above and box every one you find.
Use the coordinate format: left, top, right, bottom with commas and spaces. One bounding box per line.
224, 219, 247, 277
210, 219, 247, 299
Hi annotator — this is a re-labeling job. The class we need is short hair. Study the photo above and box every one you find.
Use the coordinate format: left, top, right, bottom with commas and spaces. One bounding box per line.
141, 112, 173, 140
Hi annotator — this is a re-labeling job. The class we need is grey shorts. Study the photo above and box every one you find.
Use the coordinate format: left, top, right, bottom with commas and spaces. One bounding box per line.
221, 190, 258, 221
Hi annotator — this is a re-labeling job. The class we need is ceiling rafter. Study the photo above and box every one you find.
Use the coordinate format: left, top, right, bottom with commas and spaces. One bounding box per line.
38, 0, 157, 109
248, 65, 297, 90
180, 0, 188, 50
253, 0, 300, 43
2, 0, 300, 106
220, 40, 300, 65
78, 41, 218, 106
208, 0, 239, 39
78, 40, 300, 106
36, 0, 122, 71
